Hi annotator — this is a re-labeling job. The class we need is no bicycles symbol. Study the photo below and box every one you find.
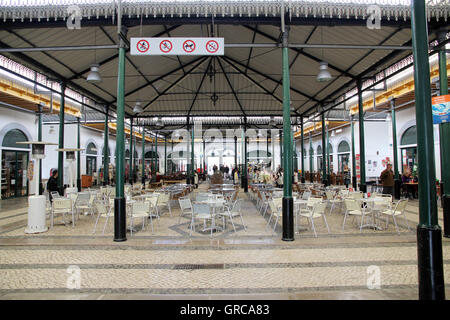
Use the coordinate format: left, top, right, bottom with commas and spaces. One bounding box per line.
137, 40, 149, 53
159, 40, 173, 53
183, 40, 196, 53
206, 40, 219, 53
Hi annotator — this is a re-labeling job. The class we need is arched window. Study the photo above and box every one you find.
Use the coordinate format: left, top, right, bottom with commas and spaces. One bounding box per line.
125, 149, 130, 158
247, 150, 271, 158
145, 151, 159, 158
400, 126, 417, 146
303, 148, 307, 157
338, 141, 350, 153
2, 129, 29, 149
317, 145, 322, 155
86, 142, 97, 155
328, 143, 333, 154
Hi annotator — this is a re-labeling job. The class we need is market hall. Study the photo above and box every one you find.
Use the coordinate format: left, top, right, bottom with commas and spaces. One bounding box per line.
0, 0, 449, 300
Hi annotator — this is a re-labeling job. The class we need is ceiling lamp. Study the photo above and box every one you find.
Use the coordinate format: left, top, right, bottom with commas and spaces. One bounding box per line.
133, 101, 143, 114
316, 62, 332, 82
269, 116, 276, 126
86, 64, 102, 83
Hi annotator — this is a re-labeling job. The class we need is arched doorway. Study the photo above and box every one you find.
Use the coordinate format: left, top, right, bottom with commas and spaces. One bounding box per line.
86, 142, 97, 177
145, 150, 159, 173
317, 145, 323, 171
1, 129, 30, 198
337, 140, 350, 173
400, 125, 417, 174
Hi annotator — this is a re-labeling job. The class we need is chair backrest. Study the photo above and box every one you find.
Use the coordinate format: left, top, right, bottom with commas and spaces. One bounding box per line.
312, 201, 328, 215
196, 193, 210, 202
50, 191, 61, 199
302, 191, 311, 200
307, 197, 322, 207
272, 191, 283, 198
95, 201, 108, 215
132, 201, 150, 213
158, 193, 170, 204
394, 199, 408, 212
230, 198, 242, 212
268, 199, 281, 213
344, 198, 360, 211
146, 196, 158, 207
193, 202, 211, 215
178, 198, 192, 212
350, 192, 363, 199
53, 198, 71, 210
339, 190, 349, 198
325, 191, 334, 200
76, 192, 90, 204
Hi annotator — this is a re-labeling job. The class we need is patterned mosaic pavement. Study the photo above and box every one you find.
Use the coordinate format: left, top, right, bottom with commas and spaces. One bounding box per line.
0, 183, 449, 300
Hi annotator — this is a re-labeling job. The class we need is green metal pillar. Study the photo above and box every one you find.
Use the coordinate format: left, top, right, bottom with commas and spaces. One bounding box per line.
141, 123, 145, 186
234, 136, 238, 172
114, 26, 127, 242
266, 133, 269, 168
321, 113, 327, 186
309, 133, 313, 183
437, 31, 450, 238
57, 82, 66, 196
77, 117, 81, 192
191, 124, 195, 185
155, 132, 158, 174
411, 0, 445, 300
203, 139, 206, 178
351, 116, 357, 189
326, 125, 330, 182
281, 26, 294, 241
164, 136, 167, 176
279, 129, 283, 169
357, 78, 367, 193
186, 117, 190, 185
171, 139, 174, 174
129, 117, 134, 185
103, 106, 109, 186
293, 129, 298, 173
391, 99, 401, 199
301, 117, 305, 183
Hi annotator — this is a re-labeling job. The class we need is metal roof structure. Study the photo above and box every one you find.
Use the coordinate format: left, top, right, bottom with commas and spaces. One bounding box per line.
0, 0, 449, 134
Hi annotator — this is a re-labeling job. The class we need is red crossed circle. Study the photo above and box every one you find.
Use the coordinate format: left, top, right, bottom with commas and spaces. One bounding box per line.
159, 40, 173, 53
183, 40, 196, 53
136, 40, 149, 53
206, 40, 219, 53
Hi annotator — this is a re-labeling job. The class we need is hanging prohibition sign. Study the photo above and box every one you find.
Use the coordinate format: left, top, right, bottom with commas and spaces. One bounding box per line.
136, 39, 150, 53
159, 40, 173, 53
183, 40, 196, 53
206, 40, 219, 54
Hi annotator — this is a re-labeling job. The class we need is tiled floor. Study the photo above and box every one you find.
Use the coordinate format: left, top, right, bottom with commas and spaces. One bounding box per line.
0, 183, 448, 300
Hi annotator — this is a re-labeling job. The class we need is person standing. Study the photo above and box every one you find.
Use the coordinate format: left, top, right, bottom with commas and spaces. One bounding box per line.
343, 164, 350, 188
380, 163, 394, 196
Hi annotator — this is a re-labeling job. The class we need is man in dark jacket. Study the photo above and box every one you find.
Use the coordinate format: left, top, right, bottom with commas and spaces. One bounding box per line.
380, 164, 394, 196
47, 169, 59, 201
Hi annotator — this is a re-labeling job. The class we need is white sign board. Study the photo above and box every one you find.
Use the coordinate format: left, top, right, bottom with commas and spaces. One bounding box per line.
130, 37, 224, 56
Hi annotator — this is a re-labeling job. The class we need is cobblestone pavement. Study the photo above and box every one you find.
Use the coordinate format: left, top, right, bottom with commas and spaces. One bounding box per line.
0, 184, 448, 300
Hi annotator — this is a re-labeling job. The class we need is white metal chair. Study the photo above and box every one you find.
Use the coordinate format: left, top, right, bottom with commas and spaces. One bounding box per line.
325, 190, 343, 215
298, 201, 330, 237
342, 198, 367, 232
51, 198, 73, 228
92, 200, 113, 234
156, 192, 172, 216
218, 199, 246, 233
301, 190, 312, 200
266, 198, 283, 232
380, 199, 410, 234
178, 197, 193, 224
192, 202, 215, 237
74, 192, 94, 218
130, 201, 151, 234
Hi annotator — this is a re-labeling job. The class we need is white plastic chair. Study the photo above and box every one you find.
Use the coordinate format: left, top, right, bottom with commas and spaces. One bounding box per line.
51, 198, 73, 228
130, 201, 151, 234
192, 202, 215, 237
298, 201, 330, 237
93, 200, 113, 234
342, 198, 367, 232
178, 197, 193, 224
157, 192, 172, 216
218, 199, 246, 233
266, 198, 283, 232
381, 199, 410, 234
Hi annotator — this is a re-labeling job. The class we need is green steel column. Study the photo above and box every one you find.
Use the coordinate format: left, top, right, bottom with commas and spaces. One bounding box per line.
129, 117, 134, 184
171, 139, 174, 174
321, 113, 327, 186
186, 118, 190, 185
357, 78, 367, 193
103, 106, 109, 186
266, 133, 269, 166
164, 136, 167, 176
351, 116, 357, 189
155, 133, 158, 174
309, 133, 313, 183
281, 26, 294, 241
114, 26, 127, 242
411, 0, 445, 300
437, 31, 450, 238
77, 117, 81, 192
37, 104, 43, 195
301, 117, 305, 183
191, 124, 195, 185
391, 99, 401, 199
141, 123, 145, 186
279, 129, 283, 169
57, 82, 66, 196
293, 129, 297, 173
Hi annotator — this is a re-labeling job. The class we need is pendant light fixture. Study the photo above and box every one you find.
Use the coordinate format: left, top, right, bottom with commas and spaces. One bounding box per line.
87, 29, 102, 83
316, 27, 332, 82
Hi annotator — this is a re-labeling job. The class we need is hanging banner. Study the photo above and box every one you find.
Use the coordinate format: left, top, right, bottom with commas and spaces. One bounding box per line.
432, 94, 450, 124
130, 38, 224, 56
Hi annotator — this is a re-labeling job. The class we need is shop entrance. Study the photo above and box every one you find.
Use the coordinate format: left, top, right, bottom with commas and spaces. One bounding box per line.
1, 150, 29, 198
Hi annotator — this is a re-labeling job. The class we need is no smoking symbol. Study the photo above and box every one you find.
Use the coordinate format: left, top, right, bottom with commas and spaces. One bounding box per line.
137, 40, 149, 53
183, 40, 196, 53
160, 40, 173, 53
206, 40, 219, 53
